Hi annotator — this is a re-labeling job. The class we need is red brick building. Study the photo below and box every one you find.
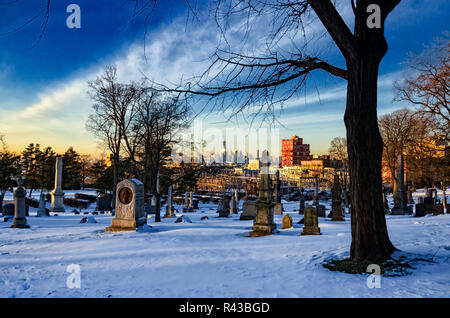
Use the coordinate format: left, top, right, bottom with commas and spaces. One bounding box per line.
281, 136, 311, 167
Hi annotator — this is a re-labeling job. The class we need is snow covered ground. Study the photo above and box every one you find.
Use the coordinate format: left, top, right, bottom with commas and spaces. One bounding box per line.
0, 190, 449, 298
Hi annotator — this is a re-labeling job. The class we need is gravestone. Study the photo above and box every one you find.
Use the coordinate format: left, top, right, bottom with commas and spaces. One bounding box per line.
218, 194, 230, 217
11, 177, 30, 229
183, 192, 194, 212
414, 203, 427, 217
37, 192, 48, 217
428, 188, 437, 200
2, 203, 14, 216
313, 178, 319, 205
96, 194, 112, 212
193, 199, 199, 210
273, 170, 283, 215
164, 185, 174, 218
231, 190, 239, 214
50, 157, 65, 212
298, 194, 305, 214
433, 205, 444, 216
424, 197, 435, 213
301, 205, 320, 236
182, 192, 189, 212
106, 178, 146, 232
274, 203, 283, 215
145, 202, 156, 215
230, 195, 238, 214
330, 175, 345, 221
281, 214, 293, 229
391, 154, 408, 215
240, 199, 257, 220
249, 150, 276, 237
316, 204, 326, 218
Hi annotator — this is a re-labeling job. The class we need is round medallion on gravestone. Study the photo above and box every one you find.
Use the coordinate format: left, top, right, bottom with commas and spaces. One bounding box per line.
119, 187, 133, 205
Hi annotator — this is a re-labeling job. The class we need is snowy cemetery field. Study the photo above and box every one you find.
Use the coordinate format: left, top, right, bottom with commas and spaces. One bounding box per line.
0, 189, 449, 298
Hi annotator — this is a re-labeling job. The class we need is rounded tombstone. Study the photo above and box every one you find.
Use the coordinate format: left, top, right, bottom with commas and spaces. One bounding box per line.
106, 178, 146, 232
281, 214, 293, 229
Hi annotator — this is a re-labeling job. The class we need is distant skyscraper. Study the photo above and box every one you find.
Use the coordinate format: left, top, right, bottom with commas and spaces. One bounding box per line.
222, 140, 226, 164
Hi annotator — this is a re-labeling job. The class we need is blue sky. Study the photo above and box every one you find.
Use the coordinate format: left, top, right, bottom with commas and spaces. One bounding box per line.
0, 0, 448, 157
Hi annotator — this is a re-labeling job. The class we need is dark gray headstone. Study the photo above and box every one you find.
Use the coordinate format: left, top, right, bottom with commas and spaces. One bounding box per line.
299, 195, 305, 214
2, 203, 14, 216
96, 195, 112, 212
316, 205, 326, 218
415, 203, 426, 217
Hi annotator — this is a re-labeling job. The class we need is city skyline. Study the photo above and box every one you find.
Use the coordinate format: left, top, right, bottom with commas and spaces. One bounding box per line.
0, 0, 448, 157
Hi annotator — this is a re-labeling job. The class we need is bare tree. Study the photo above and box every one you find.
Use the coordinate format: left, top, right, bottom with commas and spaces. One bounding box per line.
79, 155, 93, 190
379, 109, 421, 191
396, 36, 450, 143
155, 0, 400, 262
123, 90, 190, 222
0, 0, 51, 47
86, 65, 142, 209
328, 136, 349, 205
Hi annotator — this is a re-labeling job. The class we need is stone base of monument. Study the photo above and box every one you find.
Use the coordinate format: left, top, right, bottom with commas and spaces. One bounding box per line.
106, 216, 147, 232
50, 190, 66, 213
248, 202, 276, 237
273, 203, 283, 215
248, 224, 277, 237
391, 206, 413, 215
301, 225, 321, 235
10, 217, 30, 229
218, 209, 230, 217
301, 206, 321, 236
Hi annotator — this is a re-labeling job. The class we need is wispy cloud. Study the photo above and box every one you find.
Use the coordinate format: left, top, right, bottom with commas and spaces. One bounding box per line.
0, 0, 437, 155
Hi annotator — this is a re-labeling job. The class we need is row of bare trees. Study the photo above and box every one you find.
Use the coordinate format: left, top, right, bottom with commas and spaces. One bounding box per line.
86, 65, 190, 222
379, 36, 449, 192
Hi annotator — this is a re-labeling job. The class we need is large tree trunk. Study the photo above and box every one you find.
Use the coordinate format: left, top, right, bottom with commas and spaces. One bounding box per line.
345, 55, 396, 262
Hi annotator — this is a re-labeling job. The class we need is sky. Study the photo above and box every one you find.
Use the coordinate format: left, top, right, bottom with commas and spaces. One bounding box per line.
0, 0, 448, 158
